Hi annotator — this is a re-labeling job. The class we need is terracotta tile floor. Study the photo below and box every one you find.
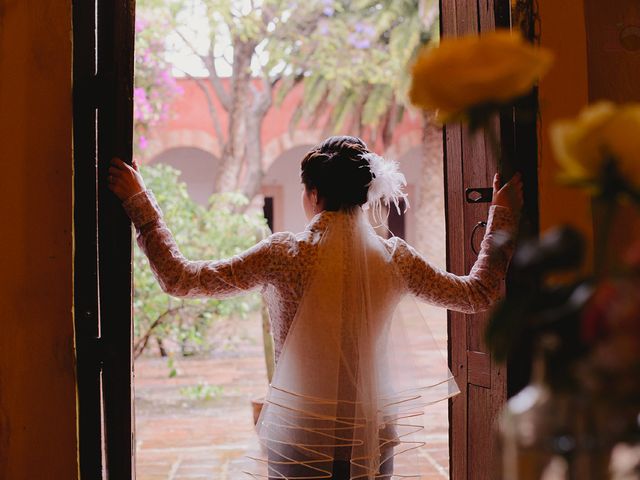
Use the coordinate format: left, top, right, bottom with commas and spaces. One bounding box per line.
135, 301, 449, 479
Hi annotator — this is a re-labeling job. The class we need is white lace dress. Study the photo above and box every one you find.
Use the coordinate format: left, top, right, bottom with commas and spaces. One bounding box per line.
123, 189, 518, 363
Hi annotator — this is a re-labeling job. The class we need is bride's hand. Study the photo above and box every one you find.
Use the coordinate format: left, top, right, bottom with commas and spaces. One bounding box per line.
108, 157, 147, 202
492, 172, 523, 213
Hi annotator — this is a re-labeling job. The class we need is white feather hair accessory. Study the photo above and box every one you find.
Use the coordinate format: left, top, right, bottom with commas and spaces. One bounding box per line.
361, 152, 410, 219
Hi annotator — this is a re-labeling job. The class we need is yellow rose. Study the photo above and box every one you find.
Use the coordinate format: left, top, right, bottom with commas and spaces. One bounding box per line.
550, 102, 640, 188
409, 29, 554, 123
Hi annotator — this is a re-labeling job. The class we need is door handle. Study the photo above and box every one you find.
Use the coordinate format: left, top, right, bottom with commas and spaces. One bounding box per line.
465, 187, 493, 204
470, 221, 487, 255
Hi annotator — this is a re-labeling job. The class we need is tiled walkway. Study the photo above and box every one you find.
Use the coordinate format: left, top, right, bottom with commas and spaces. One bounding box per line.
135, 301, 449, 479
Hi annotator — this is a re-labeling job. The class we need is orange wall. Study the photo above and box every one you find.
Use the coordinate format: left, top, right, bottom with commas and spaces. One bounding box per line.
537, 0, 594, 265
0, 2, 79, 479
583, 0, 640, 104
0, 2, 622, 478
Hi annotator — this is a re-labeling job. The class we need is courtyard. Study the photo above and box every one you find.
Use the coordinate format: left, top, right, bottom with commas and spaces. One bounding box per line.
135, 300, 450, 479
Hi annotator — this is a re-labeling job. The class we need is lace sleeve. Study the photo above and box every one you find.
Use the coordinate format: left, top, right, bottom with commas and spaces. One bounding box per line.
123, 190, 276, 299
391, 205, 518, 313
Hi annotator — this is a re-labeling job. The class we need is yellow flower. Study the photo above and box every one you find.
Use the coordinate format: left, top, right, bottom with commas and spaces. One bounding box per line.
409, 29, 554, 123
550, 102, 640, 188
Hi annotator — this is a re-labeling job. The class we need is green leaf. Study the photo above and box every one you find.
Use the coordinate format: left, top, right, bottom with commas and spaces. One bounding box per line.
274, 74, 298, 106
133, 164, 266, 357
362, 85, 393, 126
329, 91, 357, 132
301, 74, 328, 115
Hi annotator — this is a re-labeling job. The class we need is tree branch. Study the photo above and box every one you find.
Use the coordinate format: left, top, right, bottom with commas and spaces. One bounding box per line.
174, 27, 201, 58
260, 3, 276, 27
134, 306, 183, 359
252, 68, 281, 118
195, 78, 225, 144
172, 27, 232, 111
249, 80, 260, 101
260, 82, 274, 117
202, 49, 232, 111
170, 62, 225, 143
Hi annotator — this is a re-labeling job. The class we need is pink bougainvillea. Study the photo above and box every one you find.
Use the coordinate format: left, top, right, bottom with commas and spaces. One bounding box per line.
133, 10, 182, 155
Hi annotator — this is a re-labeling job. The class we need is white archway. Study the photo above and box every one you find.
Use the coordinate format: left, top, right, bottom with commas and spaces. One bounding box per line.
262, 130, 324, 172
150, 146, 221, 206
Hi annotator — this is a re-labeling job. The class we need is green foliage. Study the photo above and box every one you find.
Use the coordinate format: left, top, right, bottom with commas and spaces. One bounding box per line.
134, 9, 182, 153
138, 0, 437, 148
289, 0, 438, 139
133, 163, 269, 357
179, 382, 225, 401
167, 355, 179, 377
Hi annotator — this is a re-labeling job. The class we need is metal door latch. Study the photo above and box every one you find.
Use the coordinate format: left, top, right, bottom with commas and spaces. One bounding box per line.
465, 187, 493, 204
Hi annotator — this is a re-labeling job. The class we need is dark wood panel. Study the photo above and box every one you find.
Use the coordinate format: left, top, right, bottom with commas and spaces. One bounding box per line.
72, 0, 104, 477
96, 0, 137, 478
441, 1, 522, 479
468, 385, 501, 477
499, 0, 540, 398
459, 0, 478, 35
443, 126, 468, 480
583, 0, 640, 301
467, 350, 491, 388
440, 1, 467, 478
584, 0, 640, 103
440, 0, 458, 37
478, 0, 497, 32
440, 3, 466, 470
461, 123, 492, 358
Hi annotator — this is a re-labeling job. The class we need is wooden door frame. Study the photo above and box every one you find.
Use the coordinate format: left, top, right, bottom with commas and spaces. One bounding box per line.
440, 0, 539, 478
72, 1, 539, 478
73, 0, 137, 478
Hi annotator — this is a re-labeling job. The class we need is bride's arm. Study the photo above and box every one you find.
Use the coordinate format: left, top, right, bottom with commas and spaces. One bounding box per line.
392, 204, 518, 313
123, 190, 275, 298
393, 174, 522, 313
108, 157, 277, 298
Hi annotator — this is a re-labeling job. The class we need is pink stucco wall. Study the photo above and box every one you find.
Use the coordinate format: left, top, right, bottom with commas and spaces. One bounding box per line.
144, 77, 424, 169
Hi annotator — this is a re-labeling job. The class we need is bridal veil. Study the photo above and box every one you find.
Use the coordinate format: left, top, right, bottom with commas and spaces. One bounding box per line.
248, 207, 459, 479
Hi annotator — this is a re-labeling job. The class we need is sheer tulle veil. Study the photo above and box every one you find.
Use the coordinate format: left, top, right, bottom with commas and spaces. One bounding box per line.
246, 154, 459, 479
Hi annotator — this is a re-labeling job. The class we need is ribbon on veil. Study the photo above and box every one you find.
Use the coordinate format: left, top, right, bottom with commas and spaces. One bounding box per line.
245, 207, 459, 479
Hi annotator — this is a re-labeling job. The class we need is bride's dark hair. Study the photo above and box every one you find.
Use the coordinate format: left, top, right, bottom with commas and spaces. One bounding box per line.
300, 135, 374, 211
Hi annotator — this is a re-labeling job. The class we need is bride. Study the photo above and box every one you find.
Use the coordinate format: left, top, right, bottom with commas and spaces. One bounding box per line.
109, 135, 522, 479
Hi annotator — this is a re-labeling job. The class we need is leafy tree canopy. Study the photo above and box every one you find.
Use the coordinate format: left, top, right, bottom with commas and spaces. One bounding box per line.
133, 0, 439, 196
135, 0, 439, 137
133, 163, 268, 357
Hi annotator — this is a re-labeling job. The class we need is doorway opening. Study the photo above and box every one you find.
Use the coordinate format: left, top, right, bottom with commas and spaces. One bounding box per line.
130, 1, 449, 478
387, 199, 406, 240
72, 0, 540, 477
73, 1, 538, 478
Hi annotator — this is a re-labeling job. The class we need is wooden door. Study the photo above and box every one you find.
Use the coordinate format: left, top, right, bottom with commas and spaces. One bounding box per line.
440, 1, 539, 478
71, 1, 538, 478
73, 0, 137, 478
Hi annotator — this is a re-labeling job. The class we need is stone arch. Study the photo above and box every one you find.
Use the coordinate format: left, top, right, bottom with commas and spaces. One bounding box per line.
262, 129, 324, 172
150, 146, 221, 206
